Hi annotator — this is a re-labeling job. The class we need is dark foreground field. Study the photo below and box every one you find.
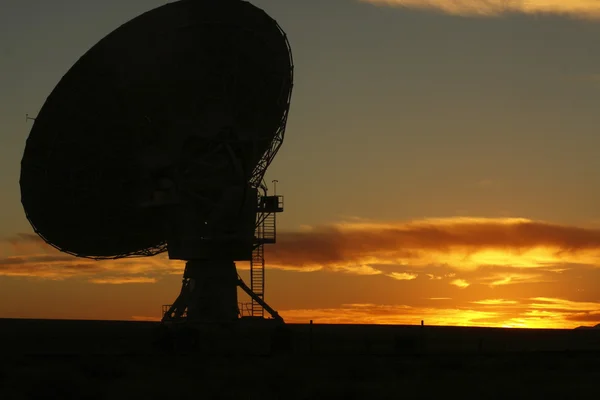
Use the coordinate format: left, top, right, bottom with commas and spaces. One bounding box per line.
1, 319, 600, 399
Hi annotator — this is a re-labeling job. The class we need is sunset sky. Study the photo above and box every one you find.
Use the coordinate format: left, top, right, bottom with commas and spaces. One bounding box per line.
2, 0, 600, 328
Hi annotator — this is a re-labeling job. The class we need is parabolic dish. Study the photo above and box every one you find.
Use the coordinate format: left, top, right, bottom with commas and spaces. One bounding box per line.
20, 0, 293, 259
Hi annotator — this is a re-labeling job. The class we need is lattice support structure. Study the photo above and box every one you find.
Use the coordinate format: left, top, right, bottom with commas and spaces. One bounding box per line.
249, 24, 294, 190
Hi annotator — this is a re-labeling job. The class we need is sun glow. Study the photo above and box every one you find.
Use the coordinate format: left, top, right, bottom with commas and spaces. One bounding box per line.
281, 297, 600, 329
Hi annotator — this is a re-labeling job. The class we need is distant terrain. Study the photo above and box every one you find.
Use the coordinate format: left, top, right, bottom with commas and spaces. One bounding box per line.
1, 318, 599, 399
575, 323, 600, 330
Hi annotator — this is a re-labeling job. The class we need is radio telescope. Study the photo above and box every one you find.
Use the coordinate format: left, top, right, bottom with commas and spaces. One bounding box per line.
20, 0, 293, 329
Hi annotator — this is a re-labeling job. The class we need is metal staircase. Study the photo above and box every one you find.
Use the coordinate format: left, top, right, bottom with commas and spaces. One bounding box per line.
250, 194, 283, 318
263, 212, 276, 243
250, 243, 265, 317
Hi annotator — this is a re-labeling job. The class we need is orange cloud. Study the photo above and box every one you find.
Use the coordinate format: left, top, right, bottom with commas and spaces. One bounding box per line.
388, 272, 418, 281
529, 297, 600, 312
88, 277, 157, 284
479, 271, 554, 287
359, 0, 600, 19
268, 217, 600, 273
472, 299, 518, 305
0, 235, 183, 283
5, 217, 600, 286
450, 279, 470, 288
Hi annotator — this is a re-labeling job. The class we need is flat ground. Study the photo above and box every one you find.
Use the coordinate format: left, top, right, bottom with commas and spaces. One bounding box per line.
1, 319, 599, 399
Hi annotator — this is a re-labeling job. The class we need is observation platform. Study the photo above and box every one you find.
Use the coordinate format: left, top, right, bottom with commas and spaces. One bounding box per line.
258, 195, 283, 213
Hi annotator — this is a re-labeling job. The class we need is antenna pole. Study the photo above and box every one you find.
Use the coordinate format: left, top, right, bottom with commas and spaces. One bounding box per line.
272, 180, 278, 196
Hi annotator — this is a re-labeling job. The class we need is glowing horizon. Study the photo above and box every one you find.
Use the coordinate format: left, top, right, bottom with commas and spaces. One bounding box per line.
2, 217, 600, 329
118, 297, 600, 330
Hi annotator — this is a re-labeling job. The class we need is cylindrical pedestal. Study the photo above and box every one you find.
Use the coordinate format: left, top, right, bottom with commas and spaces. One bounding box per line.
183, 259, 239, 323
